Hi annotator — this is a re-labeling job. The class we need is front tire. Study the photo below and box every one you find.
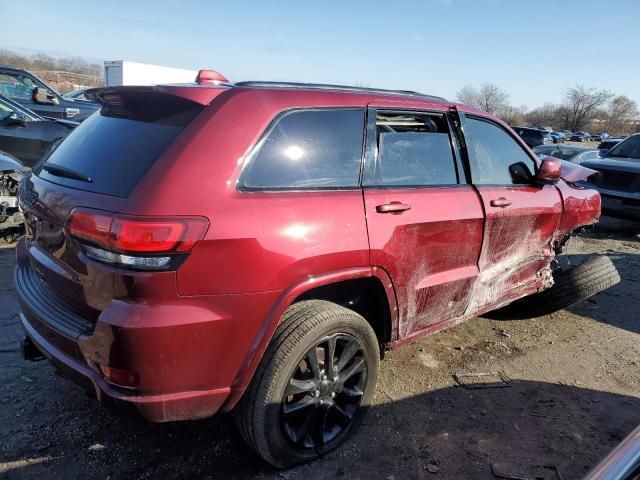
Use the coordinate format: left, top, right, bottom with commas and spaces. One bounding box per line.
235, 300, 380, 468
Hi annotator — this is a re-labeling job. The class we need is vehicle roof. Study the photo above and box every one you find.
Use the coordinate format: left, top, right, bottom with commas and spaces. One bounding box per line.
535, 144, 594, 152
233, 81, 447, 102
513, 126, 546, 132
88, 81, 489, 116
0, 65, 29, 73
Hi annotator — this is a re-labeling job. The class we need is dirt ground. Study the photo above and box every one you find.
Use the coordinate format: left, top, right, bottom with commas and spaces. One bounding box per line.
1, 218, 638, 480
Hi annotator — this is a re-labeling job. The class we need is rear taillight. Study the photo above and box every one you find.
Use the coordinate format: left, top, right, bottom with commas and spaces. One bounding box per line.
66, 208, 208, 270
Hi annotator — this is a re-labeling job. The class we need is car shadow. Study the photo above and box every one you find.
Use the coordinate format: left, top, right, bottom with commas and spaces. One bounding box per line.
485, 247, 640, 335
582, 216, 640, 242
4, 379, 640, 480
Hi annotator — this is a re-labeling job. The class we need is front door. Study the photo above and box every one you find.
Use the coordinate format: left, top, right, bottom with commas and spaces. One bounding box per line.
460, 115, 563, 314
362, 107, 484, 340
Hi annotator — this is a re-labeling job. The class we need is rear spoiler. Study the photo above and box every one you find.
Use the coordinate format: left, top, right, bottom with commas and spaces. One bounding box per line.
85, 84, 229, 107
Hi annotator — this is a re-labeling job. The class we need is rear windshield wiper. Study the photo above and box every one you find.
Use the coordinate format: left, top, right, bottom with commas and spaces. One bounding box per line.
40, 163, 93, 183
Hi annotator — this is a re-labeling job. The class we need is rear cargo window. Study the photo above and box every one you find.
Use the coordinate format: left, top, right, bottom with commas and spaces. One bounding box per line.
240, 109, 365, 189
35, 92, 202, 197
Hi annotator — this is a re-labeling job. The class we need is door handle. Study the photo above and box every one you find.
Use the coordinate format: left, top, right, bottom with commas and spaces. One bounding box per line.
490, 197, 513, 208
376, 202, 412, 214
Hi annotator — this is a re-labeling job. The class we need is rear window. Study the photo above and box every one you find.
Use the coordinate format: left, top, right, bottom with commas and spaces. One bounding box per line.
36, 91, 202, 197
607, 135, 640, 159
517, 129, 541, 139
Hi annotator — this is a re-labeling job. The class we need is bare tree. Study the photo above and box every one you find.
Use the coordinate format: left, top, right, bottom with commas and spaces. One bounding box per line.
456, 84, 480, 107
497, 105, 526, 126
525, 103, 559, 128
562, 84, 613, 131
604, 95, 639, 135
456, 82, 509, 114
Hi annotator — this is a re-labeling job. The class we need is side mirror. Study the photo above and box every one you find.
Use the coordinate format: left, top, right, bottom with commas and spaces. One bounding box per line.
3, 112, 27, 128
32, 87, 59, 106
536, 156, 562, 184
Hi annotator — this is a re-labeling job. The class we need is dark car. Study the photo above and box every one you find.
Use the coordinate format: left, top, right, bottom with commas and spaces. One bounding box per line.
549, 131, 565, 143
533, 144, 601, 164
62, 88, 91, 102
581, 133, 640, 221
597, 137, 624, 154
0, 94, 77, 167
0, 65, 99, 121
16, 71, 603, 468
512, 126, 554, 148
570, 131, 591, 142
590, 133, 602, 142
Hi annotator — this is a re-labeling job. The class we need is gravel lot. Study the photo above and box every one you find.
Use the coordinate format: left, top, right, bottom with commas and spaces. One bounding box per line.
1, 218, 638, 480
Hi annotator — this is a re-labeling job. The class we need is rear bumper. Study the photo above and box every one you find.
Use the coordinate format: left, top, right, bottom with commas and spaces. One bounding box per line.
19, 310, 230, 422
15, 239, 281, 422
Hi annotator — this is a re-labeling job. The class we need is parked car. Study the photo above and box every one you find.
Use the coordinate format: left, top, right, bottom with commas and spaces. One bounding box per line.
16, 73, 604, 468
549, 131, 565, 143
0, 94, 78, 167
0, 149, 26, 236
590, 133, 602, 142
597, 137, 624, 154
533, 144, 600, 164
585, 424, 640, 480
512, 126, 554, 148
62, 88, 91, 102
0, 65, 99, 121
570, 131, 591, 142
581, 133, 640, 222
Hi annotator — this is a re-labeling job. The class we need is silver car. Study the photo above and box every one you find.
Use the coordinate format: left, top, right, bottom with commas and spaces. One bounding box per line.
581, 134, 640, 222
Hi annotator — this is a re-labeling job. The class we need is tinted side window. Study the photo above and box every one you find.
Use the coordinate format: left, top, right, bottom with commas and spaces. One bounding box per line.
0, 99, 15, 120
0, 73, 39, 100
608, 135, 640, 159
464, 117, 535, 185
580, 151, 599, 161
364, 112, 457, 186
241, 109, 365, 189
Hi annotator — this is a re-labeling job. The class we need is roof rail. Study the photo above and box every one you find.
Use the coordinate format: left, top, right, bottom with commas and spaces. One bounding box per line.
234, 81, 447, 102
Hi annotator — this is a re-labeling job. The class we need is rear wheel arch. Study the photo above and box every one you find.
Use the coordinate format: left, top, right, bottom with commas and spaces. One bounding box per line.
222, 267, 397, 411
294, 275, 394, 348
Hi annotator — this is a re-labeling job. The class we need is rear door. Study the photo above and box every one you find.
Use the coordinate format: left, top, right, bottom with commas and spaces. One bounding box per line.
362, 107, 484, 340
459, 114, 562, 314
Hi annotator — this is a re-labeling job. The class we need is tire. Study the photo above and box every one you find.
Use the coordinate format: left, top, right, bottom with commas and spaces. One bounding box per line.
235, 300, 380, 468
501, 255, 620, 318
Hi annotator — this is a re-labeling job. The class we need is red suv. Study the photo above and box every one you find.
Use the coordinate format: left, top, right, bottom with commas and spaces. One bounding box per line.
16, 73, 601, 467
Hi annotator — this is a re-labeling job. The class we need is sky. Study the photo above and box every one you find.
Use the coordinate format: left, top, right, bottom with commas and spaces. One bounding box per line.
2, 0, 639, 109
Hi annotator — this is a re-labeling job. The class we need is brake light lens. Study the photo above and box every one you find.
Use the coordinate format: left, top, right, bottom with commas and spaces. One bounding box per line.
66, 208, 209, 270
110, 217, 206, 253
66, 209, 112, 250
